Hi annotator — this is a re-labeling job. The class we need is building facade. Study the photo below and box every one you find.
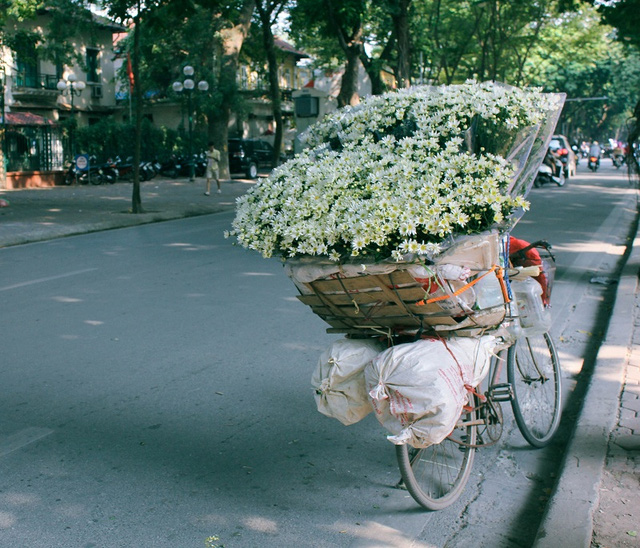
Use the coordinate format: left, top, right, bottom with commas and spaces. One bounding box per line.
1, 9, 123, 188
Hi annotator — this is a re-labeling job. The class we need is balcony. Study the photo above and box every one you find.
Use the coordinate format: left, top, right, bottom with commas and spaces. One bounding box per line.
12, 72, 61, 101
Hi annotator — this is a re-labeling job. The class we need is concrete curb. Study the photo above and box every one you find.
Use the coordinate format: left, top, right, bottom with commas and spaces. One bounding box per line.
533, 231, 640, 547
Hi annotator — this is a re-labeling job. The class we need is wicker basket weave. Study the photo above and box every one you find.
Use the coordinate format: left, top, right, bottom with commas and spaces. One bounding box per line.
293, 265, 507, 336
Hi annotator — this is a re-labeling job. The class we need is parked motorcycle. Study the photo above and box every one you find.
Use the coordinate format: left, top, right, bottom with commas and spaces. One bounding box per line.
176, 153, 206, 178
588, 155, 600, 172
63, 161, 80, 185
64, 156, 105, 185
139, 160, 157, 181
158, 155, 183, 178
113, 156, 134, 180
100, 158, 119, 184
193, 152, 206, 177
79, 156, 106, 185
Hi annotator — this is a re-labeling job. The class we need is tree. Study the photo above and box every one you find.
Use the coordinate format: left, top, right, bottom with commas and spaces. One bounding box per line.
132, 0, 255, 178
410, 0, 558, 85
598, 0, 640, 179
522, 6, 619, 139
517, 3, 640, 147
255, 0, 290, 166
289, 0, 412, 104
323, 0, 366, 107
99, 0, 164, 213
208, 0, 256, 178
388, 0, 412, 88
100, 0, 254, 200
411, 0, 485, 84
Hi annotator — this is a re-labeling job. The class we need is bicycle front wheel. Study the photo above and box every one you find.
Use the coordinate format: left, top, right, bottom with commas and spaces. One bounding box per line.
396, 406, 476, 511
508, 332, 562, 448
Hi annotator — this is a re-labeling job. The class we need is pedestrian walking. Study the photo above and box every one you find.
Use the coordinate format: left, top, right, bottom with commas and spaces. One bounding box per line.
205, 143, 221, 196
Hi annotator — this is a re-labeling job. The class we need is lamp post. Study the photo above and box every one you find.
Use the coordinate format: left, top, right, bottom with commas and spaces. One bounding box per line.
57, 73, 86, 160
172, 65, 209, 181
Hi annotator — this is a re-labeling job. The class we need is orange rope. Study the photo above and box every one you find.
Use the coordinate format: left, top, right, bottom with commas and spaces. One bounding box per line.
495, 264, 512, 304
416, 264, 499, 306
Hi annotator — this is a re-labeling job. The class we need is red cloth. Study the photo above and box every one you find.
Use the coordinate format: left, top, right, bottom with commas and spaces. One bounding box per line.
127, 53, 135, 92
509, 236, 550, 305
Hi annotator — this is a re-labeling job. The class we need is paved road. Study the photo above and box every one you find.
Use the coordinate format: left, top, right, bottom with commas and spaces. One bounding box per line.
0, 163, 637, 546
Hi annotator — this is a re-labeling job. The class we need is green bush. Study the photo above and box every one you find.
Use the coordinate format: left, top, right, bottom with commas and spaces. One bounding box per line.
73, 119, 207, 163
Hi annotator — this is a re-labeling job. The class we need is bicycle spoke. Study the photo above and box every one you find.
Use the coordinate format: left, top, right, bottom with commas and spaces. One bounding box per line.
396, 404, 477, 510
509, 333, 562, 447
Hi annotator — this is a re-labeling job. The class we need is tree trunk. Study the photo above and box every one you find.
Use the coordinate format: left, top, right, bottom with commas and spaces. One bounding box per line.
338, 45, 361, 108
325, 0, 362, 107
213, 0, 255, 180
360, 34, 395, 96
257, 1, 284, 166
131, 10, 143, 213
391, 0, 412, 88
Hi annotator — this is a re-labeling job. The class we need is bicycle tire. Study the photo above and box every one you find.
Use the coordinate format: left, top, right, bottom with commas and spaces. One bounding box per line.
395, 405, 476, 511
508, 332, 562, 448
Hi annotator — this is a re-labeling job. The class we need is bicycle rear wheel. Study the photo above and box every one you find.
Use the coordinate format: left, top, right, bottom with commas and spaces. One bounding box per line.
395, 405, 476, 511
508, 332, 562, 448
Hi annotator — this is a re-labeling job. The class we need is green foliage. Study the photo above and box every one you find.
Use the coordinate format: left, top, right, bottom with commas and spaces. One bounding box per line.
523, 5, 640, 141
1, 0, 40, 22
107, 0, 250, 124
599, 0, 640, 50
410, 0, 555, 85
73, 118, 208, 161
1, 0, 107, 66
3, 29, 40, 62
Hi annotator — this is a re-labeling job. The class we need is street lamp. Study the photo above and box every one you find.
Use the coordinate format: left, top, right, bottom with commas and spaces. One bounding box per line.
57, 73, 86, 160
172, 65, 209, 181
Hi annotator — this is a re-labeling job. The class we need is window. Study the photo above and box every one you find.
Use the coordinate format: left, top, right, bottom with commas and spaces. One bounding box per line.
283, 67, 292, 90
239, 66, 249, 89
10, 30, 39, 88
295, 96, 319, 118
86, 48, 100, 83
15, 48, 38, 88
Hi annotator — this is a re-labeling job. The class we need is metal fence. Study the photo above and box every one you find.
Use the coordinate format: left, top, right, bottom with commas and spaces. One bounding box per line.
4, 125, 65, 172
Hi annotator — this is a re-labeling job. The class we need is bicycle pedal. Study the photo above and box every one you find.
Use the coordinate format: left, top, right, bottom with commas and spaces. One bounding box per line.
489, 383, 513, 402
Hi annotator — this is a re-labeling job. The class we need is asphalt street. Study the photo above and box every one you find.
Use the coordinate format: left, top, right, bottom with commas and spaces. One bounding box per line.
0, 168, 640, 546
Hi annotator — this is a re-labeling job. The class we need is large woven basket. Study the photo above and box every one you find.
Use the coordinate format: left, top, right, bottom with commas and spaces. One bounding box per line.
287, 232, 510, 336
292, 265, 507, 337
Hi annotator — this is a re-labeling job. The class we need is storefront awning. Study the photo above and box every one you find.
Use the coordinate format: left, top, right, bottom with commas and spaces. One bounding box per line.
2, 112, 57, 126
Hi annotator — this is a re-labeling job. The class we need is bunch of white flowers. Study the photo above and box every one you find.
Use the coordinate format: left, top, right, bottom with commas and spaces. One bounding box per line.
229, 81, 559, 262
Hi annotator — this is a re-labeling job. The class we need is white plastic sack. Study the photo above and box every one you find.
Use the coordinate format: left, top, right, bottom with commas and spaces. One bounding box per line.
312, 338, 386, 425
364, 336, 496, 448
447, 336, 497, 387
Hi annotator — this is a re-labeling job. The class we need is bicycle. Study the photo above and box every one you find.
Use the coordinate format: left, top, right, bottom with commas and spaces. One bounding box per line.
395, 241, 563, 511
291, 234, 562, 511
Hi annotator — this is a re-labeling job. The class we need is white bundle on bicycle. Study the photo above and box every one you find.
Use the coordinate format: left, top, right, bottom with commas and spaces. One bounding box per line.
312, 338, 386, 425
365, 336, 497, 448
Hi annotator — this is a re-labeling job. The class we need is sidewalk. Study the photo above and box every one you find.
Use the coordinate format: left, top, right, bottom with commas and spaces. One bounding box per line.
1, 178, 639, 546
0, 176, 255, 248
534, 220, 640, 547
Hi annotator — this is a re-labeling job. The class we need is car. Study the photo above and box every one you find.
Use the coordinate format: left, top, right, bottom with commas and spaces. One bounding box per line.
549, 135, 577, 178
228, 138, 278, 179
